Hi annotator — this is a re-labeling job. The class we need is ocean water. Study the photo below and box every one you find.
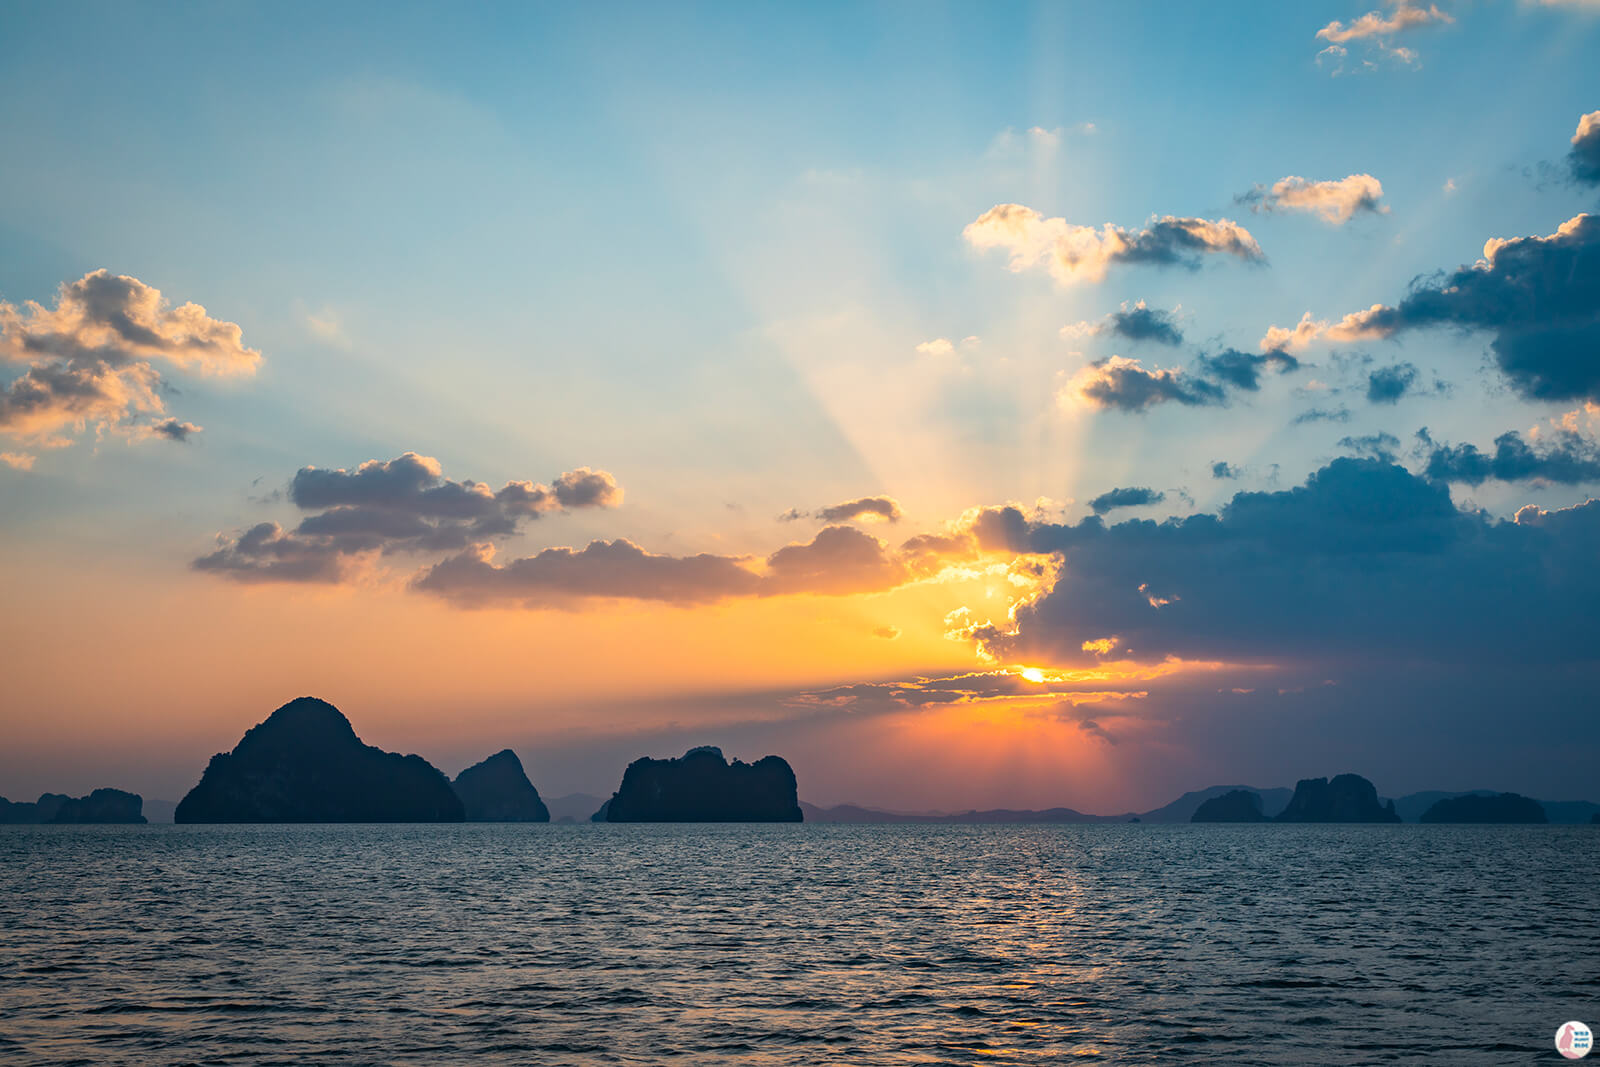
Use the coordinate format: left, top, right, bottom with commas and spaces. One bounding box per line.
0, 824, 1593, 1065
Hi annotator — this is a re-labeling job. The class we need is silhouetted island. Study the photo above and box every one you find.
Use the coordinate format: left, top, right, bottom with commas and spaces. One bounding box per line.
1191, 789, 1269, 822
0, 788, 147, 824
603, 746, 802, 822
1275, 774, 1400, 823
452, 749, 549, 821
1419, 792, 1548, 823
174, 697, 464, 823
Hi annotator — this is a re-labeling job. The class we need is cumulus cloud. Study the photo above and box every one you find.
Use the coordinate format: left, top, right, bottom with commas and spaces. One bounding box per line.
1089, 487, 1166, 514
964, 204, 1262, 285
1063, 357, 1226, 412
967, 458, 1600, 670
414, 524, 910, 606
1211, 461, 1240, 479
1062, 300, 1184, 347
915, 338, 955, 356
1310, 215, 1600, 402
195, 453, 622, 582
1258, 307, 1391, 353
0, 270, 258, 450
1, 451, 36, 471
1422, 428, 1600, 485
1237, 174, 1388, 224
1570, 110, 1600, 185
1064, 346, 1300, 414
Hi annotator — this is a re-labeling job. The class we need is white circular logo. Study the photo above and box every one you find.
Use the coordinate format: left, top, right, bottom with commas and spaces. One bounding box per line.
1557, 1021, 1594, 1060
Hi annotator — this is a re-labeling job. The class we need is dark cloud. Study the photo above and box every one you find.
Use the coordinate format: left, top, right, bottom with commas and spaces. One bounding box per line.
1422, 428, 1600, 486
1211, 461, 1240, 480
1337, 432, 1401, 459
150, 418, 201, 442
1107, 304, 1183, 346
1570, 111, 1600, 186
1366, 362, 1419, 404
1336, 214, 1600, 402
1196, 348, 1300, 391
414, 524, 907, 606
796, 496, 904, 524
1292, 406, 1351, 425
195, 453, 622, 582
1089, 487, 1166, 514
1069, 356, 1226, 412
977, 458, 1600, 670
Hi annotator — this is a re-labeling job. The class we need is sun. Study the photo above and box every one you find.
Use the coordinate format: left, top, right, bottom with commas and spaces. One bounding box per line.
1019, 667, 1046, 684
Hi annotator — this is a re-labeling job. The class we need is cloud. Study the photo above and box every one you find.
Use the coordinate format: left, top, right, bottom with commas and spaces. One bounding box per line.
817, 496, 902, 524
915, 338, 955, 356
1422, 428, 1600, 485
1211, 461, 1240, 479
873, 625, 901, 640
1314, 2, 1452, 72
972, 458, 1600, 671
1292, 406, 1353, 425
1237, 174, 1388, 224
1089, 487, 1166, 514
1316, 2, 1452, 43
195, 453, 622, 582
1337, 432, 1402, 458
1367, 362, 1419, 403
1313, 215, 1600, 402
1063, 300, 1184, 347
1, 451, 35, 471
781, 496, 903, 524
1258, 308, 1391, 353
413, 524, 909, 606
0, 271, 258, 449
1063, 357, 1226, 412
1571, 110, 1600, 185
1195, 348, 1301, 391
964, 204, 1262, 285
146, 418, 202, 443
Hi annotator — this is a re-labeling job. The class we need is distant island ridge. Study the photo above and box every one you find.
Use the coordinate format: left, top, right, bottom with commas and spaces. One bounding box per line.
6, 698, 1597, 825
0, 788, 146, 824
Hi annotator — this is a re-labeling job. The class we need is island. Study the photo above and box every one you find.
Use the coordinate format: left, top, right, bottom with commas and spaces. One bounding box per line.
603, 746, 803, 822
0, 788, 147, 824
1275, 774, 1400, 823
174, 697, 464, 823
1191, 789, 1269, 822
1419, 792, 1548, 823
452, 749, 550, 821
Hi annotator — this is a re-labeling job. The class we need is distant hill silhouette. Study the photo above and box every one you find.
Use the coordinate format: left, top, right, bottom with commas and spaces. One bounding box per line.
0, 788, 146, 824
452, 750, 549, 821
801, 785, 1293, 824
174, 697, 464, 823
1276, 774, 1400, 823
604, 746, 802, 822
1420, 792, 1547, 823
1191, 790, 1269, 822
545, 792, 604, 824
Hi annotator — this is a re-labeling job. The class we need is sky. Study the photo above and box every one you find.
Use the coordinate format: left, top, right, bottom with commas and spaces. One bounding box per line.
2, 0, 1598, 813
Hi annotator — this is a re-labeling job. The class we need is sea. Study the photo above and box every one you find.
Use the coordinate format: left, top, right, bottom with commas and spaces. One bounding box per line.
0, 823, 1593, 1065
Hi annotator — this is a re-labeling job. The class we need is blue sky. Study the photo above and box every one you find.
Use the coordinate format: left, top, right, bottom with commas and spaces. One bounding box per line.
2, 1, 1598, 809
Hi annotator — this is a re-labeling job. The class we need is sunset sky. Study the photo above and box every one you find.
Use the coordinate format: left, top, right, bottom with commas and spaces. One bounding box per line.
3, 1, 1598, 813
